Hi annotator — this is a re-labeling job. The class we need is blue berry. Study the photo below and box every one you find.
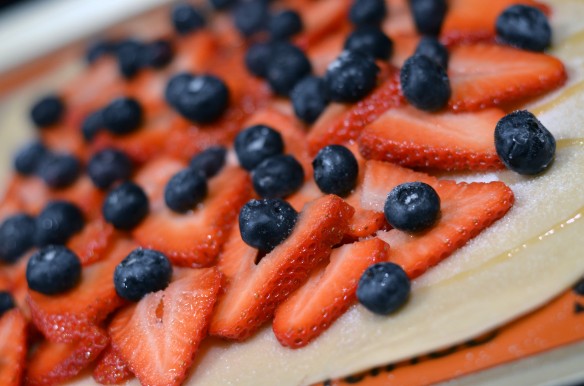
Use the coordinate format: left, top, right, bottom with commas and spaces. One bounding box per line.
102, 181, 149, 230
409, 0, 447, 36
235, 124, 284, 171
349, 0, 387, 26
266, 42, 312, 96
208, 0, 236, 10
312, 145, 359, 197
0, 291, 15, 317
116, 39, 146, 79
269, 10, 303, 40
171, 3, 206, 35
164, 168, 208, 213
26, 246, 82, 295
114, 248, 172, 302
0, 214, 36, 263
189, 146, 227, 178
81, 110, 104, 142
30, 94, 64, 128
414, 36, 449, 69
35, 201, 84, 247
384, 182, 440, 232
14, 141, 48, 175
38, 153, 81, 189
496, 5, 551, 52
86, 39, 116, 64
245, 42, 273, 78
357, 262, 410, 315
400, 54, 451, 111
165, 72, 192, 107
233, 0, 269, 37
290, 76, 330, 124
325, 50, 379, 103
103, 97, 143, 135
142, 39, 174, 69
88, 148, 133, 190
239, 199, 298, 252
344, 26, 393, 60
494, 110, 556, 175
252, 154, 305, 199
173, 74, 230, 123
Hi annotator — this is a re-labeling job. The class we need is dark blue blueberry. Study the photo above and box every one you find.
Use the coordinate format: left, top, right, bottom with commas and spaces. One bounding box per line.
312, 145, 359, 197
165, 72, 192, 107
414, 36, 449, 69
409, 0, 447, 36
290, 76, 330, 124
103, 97, 143, 135
266, 42, 312, 96
116, 39, 146, 79
357, 262, 410, 315
325, 50, 379, 103
239, 198, 298, 252
344, 26, 393, 60
574, 278, 584, 296
88, 148, 133, 190
26, 245, 81, 295
0, 214, 36, 263
245, 41, 273, 78
164, 168, 208, 213
103, 181, 149, 230
35, 201, 84, 247
268, 9, 303, 40
400, 54, 450, 111
81, 110, 104, 142
14, 141, 48, 175
384, 182, 440, 232
349, 0, 387, 26
37, 153, 81, 189
495, 110, 556, 175
173, 74, 230, 123
114, 248, 172, 302
233, 0, 269, 37
142, 39, 174, 69
189, 146, 227, 178
171, 3, 206, 35
0, 291, 15, 317
235, 124, 284, 170
86, 39, 116, 64
208, 0, 236, 10
252, 154, 305, 199
496, 5, 551, 52
30, 94, 64, 128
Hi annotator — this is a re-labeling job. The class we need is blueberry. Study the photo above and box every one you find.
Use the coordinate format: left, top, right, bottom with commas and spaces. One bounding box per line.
496, 5, 551, 52
266, 42, 312, 96
252, 154, 305, 199
494, 110, 556, 175
164, 168, 208, 213
414, 36, 449, 69
142, 39, 174, 69
312, 145, 359, 197
245, 42, 273, 78
344, 26, 393, 60
35, 201, 84, 247
173, 74, 230, 123
239, 199, 298, 252
30, 94, 64, 128
102, 181, 149, 230
116, 39, 146, 79
81, 110, 104, 142
114, 248, 172, 302
189, 146, 227, 178
269, 10, 303, 40
14, 141, 48, 175
357, 262, 410, 315
103, 97, 143, 135
0, 291, 15, 317
349, 0, 387, 26
88, 148, 133, 190
171, 3, 206, 35
26, 246, 82, 295
233, 0, 269, 37
400, 54, 450, 111
165, 72, 192, 107
0, 214, 36, 263
37, 153, 81, 189
208, 0, 236, 10
86, 39, 116, 64
325, 50, 379, 103
290, 76, 330, 124
384, 182, 440, 232
235, 124, 284, 170
409, 0, 447, 36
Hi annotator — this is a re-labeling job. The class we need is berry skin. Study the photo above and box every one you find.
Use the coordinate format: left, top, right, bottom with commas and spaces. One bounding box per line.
35, 200, 85, 247
82, 110, 104, 142
325, 50, 379, 103
496, 5, 551, 52
233, 0, 269, 37
494, 110, 556, 175
173, 74, 230, 123
209, 0, 236, 10
357, 262, 410, 315
116, 39, 146, 79
344, 26, 393, 60
165, 72, 192, 107
26, 245, 82, 295
384, 182, 440, 232
164, 168, 208, 213
30, 94, 64, 128
189, 146, 227, 178
409, 0, 448, 36
142, 39, 174, 68
13, 140, 48, 175
102, 181, 149, 230
400, 54, 451, 111
0, 292, 15, 317
239, 199, 298, 252
312, 145, 359, 197
290, 76, 330, 124
88, 148, 133, 190
86, 39, 116, 64
38, 153, 81, 188
266, 42, 312, 96
235, 124, 285, 171
268, 10, 303, 40
0, 213, 36, 263
103, 97, 143, 135
113, 248, 172, 302
252, 154, 305, 199
171, 4, 205, 35
245, 42, 273, 78
414, 36, 449, 69
349, 0, 387, 26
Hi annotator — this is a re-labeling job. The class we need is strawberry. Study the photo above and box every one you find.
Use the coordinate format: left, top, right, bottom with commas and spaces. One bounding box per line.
382, 0, 417, 38
108, 267, 221, 386
210, 195, 355, 340
449, 44, 567, 111
361, 161, 514, 278
307, 25, 350, 76
273, 237, 389, 348
67, 217, 116, 265
293, 0, 351, 49
92, 344, 134, 385
132, 158, 252, 267
358, 105, 506, 171
0, 309, 27, 386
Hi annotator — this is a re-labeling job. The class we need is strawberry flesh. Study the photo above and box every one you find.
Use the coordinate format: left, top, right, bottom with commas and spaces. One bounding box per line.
0, 309, 27, 386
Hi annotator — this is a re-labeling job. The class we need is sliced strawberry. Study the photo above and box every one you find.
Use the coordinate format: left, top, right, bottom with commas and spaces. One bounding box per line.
390, 34, 420, 68
307, 25, 350, 76
293, 0, 351, 49
273, 237, 389, 348
382, 0, 417, 37
0, 309, 27, 386
67, 217, 116, 265
173, 30, 220, 72
92, 344, 134, 385
40, 125, 86, 161
210, 194, 354, 340
108, 267, 221, 386
449, 44, 567, 111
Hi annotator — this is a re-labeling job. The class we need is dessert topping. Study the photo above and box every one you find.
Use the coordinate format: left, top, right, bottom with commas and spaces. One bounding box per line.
0, 213, 36, 263
400, 54, 451, 111
38, 152, 81, 189
102, 181, 149, 230
414, 36, 449, 69
268, 9, 303, 41
141, 39, 174, 69
384, 181, 441, 232
313, 144, 359, 197
26, 245, 82, 295
0, 292, 15, 317
357, 262, 411, 315
349, 0, 387, 27
189, 146, 227, 178
171, 3, 206, 35
113, 248, 172, 301
496, 5, 551, 52
88, 148, 133, 190
13, 140, 48, 175
168, 74, 230, 123
325, 50, 379, 103
81, 109, 104, 142
409, 0, 448, 36
290, 75, 330, 124
103, 97, 143, 135
266, 42, 312, 96
115, 39, 146, 79
245, 41, 274, 78
35, 200, 85, 247
235, 124, 284, 171
344, 25, 394, 60
233, 0, 269, 37
164, 167, 208, 213
252, 154, 305, 199
30, 94, 64, 128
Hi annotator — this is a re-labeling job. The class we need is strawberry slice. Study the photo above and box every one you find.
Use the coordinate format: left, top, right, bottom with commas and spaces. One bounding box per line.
307, 25, 350, 76
382, 0, 417, 38
132, 158, 252, 267
93, 344, 134, 385
273, 237, 389, 348
108, 267, 221, 386
361, 161, 514, 278
293, 0, 351, 49
0, 309, 27, 386
358, 105, 505, 171
67, 218, 116, 265
210, 194, 355, 340
449, 44, 567, 111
